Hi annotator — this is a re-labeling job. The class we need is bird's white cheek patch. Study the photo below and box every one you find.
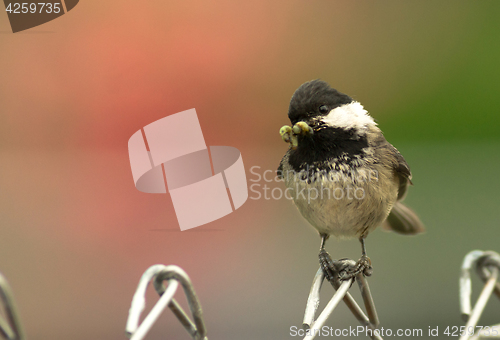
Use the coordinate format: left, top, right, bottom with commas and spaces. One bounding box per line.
322, 102, 376, 131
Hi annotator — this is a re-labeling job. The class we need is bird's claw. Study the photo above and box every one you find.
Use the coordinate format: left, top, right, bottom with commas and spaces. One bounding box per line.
319, 250, 357, 286
319, 251, 372, 285
319, 249, 336, 284
280, 122, 313, 150
339, 255, 373, 280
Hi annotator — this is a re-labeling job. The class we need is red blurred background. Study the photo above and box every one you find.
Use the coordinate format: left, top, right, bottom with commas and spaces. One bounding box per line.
1, 1, 500, 339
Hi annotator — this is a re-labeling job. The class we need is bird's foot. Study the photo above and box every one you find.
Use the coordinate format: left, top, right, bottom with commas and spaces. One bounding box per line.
279, 122, 313, 150
338, 255, 373, 280
319, 249, 357, 286
319, 249, 336, 284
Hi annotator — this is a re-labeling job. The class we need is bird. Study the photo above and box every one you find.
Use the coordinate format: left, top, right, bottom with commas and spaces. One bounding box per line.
277, 79, 424, 282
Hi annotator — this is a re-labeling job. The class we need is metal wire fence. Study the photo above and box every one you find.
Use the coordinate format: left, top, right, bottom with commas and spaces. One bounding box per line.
459, 251, 500, 340
1, 250, 499, 340
0, 272, 24, 340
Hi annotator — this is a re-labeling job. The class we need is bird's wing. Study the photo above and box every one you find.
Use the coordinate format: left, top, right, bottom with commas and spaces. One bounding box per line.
379, 141, 425, 234
371, 134, 412, 201
388, 143, 412, 201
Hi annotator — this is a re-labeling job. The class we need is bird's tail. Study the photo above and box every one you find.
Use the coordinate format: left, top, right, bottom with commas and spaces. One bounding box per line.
382, 202, 425, 235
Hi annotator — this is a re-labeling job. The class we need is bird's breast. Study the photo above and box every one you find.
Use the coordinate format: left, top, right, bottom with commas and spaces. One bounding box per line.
282, 161, 398, 239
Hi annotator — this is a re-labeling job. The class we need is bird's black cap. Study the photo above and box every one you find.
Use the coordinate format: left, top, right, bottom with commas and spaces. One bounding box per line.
288, 80, 352, 124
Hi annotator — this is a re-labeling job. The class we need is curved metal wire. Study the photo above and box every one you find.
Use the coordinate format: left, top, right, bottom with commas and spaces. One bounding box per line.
0, 272, 25, 340
459, 250, 500, 340
153, 265, 207, 340
126, 265, 207, 340
302, 260, 382, 340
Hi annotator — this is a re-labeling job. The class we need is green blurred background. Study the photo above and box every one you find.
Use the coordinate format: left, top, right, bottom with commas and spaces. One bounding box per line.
0, 1, 499, 339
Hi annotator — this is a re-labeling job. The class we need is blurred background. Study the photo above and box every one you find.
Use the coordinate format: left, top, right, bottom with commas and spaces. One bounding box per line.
1, 1, 499, 339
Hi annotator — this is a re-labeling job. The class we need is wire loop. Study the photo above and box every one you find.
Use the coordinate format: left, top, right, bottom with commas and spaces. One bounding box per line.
0, 272, 24, 340
126, 265, 207, 340
459, 251, 500, 340
303, 259, 382, 340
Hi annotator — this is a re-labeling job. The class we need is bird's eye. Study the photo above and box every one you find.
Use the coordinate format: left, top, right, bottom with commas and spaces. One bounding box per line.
319, 105, 329, 114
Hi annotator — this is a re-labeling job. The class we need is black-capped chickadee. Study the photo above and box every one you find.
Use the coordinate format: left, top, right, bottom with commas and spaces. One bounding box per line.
278, 80, 424, 281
